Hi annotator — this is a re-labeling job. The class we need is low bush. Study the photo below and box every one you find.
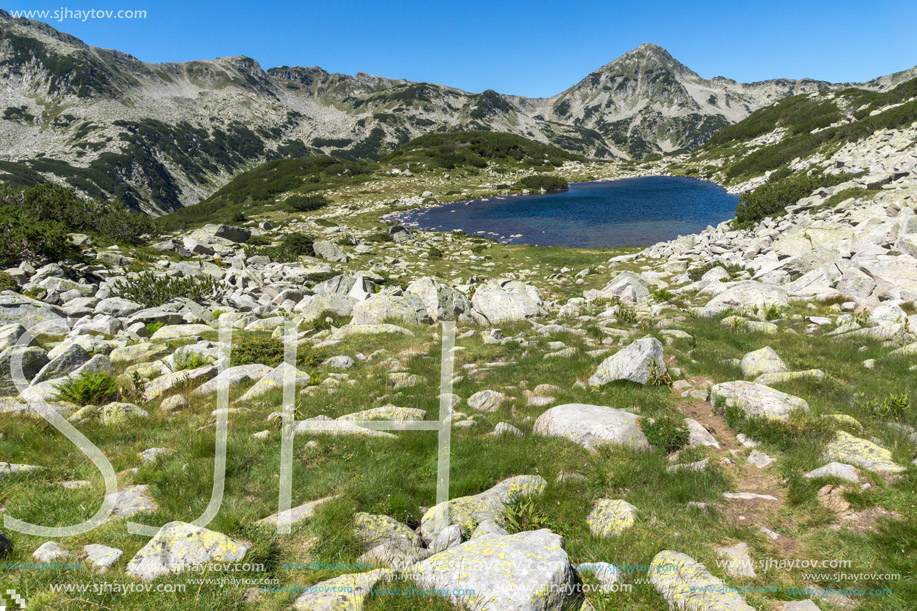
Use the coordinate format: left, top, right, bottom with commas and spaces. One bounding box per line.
55, 371, 120, 406
0, 271, 19, 292
111, 272, 226, 307
498, 495, 559, 536
251, 232, 315, 262
641, 415, 689, 453
515, 174, 568, 192
231, 335, 323, 369
286, 194, 329, 212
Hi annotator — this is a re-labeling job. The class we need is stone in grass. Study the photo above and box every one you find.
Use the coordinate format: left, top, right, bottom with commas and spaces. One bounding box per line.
740, 346, 787, 379
125, 521, 248, 581
292, 569, 391, 611
588, 338, 665, 386
337, 405, 425, 422
650, 550, 755, 611
533, 404, 649, 451
33, 541, 69, 562
0, 530, 11, 558
710, 381, 808, 421
467, 389, 506, 412
104, 484, 158, 519
489, 422, 524, 438
0, 462, 43, 478
715, 542, 757, 577
409, 530, 581, 611
747, 450, 775, 468
259, 495, 338, 527
822, 431, 905, 473
586, 499, 637, 537
804, 462, 860, 483
420, 475, 546, 542
83, 544, 123, 570
783, 600, 822, 610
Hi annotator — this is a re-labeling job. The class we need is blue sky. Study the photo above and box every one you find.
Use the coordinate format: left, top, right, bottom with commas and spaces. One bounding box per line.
5, 0, 915, 97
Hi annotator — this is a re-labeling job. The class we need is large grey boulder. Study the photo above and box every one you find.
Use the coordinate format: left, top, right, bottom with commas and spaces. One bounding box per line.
650, 550, 754, 611
31, 343, 90, 384
0, 345, 48, 396
351, 293, 430, 326
193, 364, 272, 396
193, 223, 250, 244
312, 240, 350, 263
405, 277, 472, 322
0, 291, 66, 329
588, 338, 665, 386
125, 521, 248, 581
296, 293, 356, 322
740, 346, 787, 379
583, 271, 650, 304
409, 530, 581, 611
701, 282, 789, 317
94, 297, 143, 317
533, 404, 649, 451
0, 323, 29, 352
710, 381, 808, 420
292, 569, 391, 611
471, 280, 544, 325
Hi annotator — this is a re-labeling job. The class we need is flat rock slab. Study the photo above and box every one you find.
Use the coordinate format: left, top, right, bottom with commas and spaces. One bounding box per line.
804, 462, 859, 483
259, 495, 338, 527
823, 431, 905, 473
83, 544, 123, 570
710, 381, 808, 420
533, 403, 649, 451
125, 521, 247, 581
740, 346, 787, 379
650, 550, 755, 611
409, 530, 580, 611
292, 569, 391, 611
105, 484, 158, 519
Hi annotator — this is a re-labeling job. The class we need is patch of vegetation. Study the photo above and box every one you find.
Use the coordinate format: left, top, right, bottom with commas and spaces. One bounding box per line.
249, 232, 314, 262
816, 187, 880, 210
640, 414, 689, 453
111, 272, 226, 307
0, 270, 19, 292
515, 174, 569, 192
383, 131, 583, 171
54, 371, 120, 406
498, 495, 559, 536
286, 193, 329, 212
0, 183, 154, 266
734, 170, 854, 226
230, 335, 323, 369
854, 392, 911, 423
171, 352, 214, 371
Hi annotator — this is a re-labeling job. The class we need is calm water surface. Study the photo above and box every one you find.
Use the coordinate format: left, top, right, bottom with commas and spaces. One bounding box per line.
394, 176, 738, 248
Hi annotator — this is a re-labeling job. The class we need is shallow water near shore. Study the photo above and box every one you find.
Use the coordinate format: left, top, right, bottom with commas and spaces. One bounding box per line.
395, 175, 739, 248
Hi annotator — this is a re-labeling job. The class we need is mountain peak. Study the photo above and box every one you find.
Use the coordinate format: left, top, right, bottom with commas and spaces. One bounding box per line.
605, 43, 696, 77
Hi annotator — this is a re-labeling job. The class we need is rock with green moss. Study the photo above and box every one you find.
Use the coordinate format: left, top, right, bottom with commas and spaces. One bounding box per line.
754, 369, 825, 386
740, 346, 787, 379
125, 521, 248, 581
650, 550, 754, 611
420, 475, 547, 542
586, 499, 637, 537
822, 431, 905, 473
292, 569, 391, 611
338, 405, 426, 421
70, 402, 148, 425
409, 529, 580, 610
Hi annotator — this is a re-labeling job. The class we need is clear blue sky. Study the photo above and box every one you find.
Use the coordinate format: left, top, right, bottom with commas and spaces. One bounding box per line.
5, 0, 916, 97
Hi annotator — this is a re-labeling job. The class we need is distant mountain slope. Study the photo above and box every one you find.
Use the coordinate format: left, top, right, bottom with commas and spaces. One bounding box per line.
0, 10, 912, 213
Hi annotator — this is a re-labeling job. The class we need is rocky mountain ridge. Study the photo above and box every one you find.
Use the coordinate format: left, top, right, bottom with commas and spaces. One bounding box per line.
2, 10, 915, 213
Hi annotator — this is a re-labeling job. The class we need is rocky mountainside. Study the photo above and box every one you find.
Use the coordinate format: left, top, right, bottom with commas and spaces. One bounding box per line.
2, 10, 915, 213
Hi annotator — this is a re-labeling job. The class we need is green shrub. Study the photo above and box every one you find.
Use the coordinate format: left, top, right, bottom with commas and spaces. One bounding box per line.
641, 415, 689, 453
515, 174, 568, 192
55, 371, 120, 406
231, 335, 323, 369
0, 271, 19, 292
687, 262, 747, 282
171, 352, 213, 371
112, 272, 226, 307
251, 232, 314, 262
0, 207, 76, 266
498, 496, 559, 536
854, 392, 911, 423
286, 194, 329, 212
615, 303, 638, 325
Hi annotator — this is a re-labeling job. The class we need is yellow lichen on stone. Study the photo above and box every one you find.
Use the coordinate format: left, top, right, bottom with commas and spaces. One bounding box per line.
823, 431, 905, 473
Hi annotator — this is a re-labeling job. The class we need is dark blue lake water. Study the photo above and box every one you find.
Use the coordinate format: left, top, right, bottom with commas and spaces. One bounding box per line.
394, 176, 739, 249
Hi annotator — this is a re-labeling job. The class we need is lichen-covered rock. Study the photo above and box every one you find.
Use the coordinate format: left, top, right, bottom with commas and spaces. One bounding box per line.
33, 541, 69, 562
583, 271, 649, 304
259, 495, 338, 527
710, 381, 808, 420
467, 389, 506, 412
586, 499, 637, 537
338, 405, 426, 421
193, 364, 272, 396
351, 293, 430, 326
533, 404, 649, 451
354, 512, 423, 551
294, 415, 395, 438
104, 484, 158, 519
575, 562, 621, 593
0, 291, 66, 329
236, 362, 310, 402
330, 324, 414, 341
83, 544, 123, 570
143, 365, 217, 402
70, 402, 149, 425
31, 343, 90, 384
754, 369, 825, 386
125, 521, 247, 581
420, 475, 546, 542
0, 462, 43, 478
405, 277, 472, 322
409, 530, 580, 611
822, 431, 905, 473
150, 324, 215, 341
701, 282, 789, 318
715, 542, 757, 577
588, 338, 665, 386
109, 342, 171, 365
471, 280, 545, 325
740, 346, 787, 379
292, 569, 391, 611
650, 550, 755, 611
